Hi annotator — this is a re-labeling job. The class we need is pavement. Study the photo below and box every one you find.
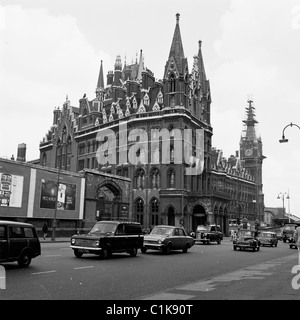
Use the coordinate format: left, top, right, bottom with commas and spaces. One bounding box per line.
40, 237, 71, 243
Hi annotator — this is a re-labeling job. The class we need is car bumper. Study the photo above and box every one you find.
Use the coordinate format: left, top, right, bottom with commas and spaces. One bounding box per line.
143, 243, 165, 251
70, 245, 102, 254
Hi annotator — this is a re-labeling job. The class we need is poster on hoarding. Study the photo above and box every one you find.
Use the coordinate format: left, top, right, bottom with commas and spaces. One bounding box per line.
40, 179, 76, 210
0, 172, 23, 207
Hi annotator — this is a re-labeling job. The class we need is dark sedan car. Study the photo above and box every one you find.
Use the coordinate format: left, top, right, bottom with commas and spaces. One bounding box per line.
194, 224, 223, 245
141, 225, 195, 254
259, 231, 278, 247
233, 229, 261, 251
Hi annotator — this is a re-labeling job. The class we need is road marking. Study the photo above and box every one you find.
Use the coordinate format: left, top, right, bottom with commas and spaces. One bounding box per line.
74, 266, 94, 270
142, 293, 195, 300
31, 270, 57, 275
43, 255, 62, 257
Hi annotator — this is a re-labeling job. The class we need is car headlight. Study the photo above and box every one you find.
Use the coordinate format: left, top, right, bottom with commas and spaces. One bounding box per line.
71, 238, 76, 245
94, 240, 100, 247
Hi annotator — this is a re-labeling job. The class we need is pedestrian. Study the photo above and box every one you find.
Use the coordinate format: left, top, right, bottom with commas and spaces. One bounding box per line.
42, 222, 48, 240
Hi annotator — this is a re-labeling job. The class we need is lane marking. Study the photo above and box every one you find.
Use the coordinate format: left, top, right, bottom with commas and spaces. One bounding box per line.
31, 270, 57, 275
74, 266, 94, 270
142, 293, 195, 300
43, 255, 62, 257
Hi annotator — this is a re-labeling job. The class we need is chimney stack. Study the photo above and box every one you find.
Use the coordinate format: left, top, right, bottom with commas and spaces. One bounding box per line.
17, 143, 26, 162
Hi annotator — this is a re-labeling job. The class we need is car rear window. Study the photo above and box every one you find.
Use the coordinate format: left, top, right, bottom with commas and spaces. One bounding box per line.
9, 227, 23, 238
0, 226, 6, 239
125, 224, 142, 235
24, 227, 35, 238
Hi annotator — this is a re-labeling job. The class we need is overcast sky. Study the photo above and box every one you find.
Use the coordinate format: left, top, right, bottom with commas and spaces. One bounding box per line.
1, 0, 300, 217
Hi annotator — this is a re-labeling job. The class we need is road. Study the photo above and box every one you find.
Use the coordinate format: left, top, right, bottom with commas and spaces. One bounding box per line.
0, 239, 299, 300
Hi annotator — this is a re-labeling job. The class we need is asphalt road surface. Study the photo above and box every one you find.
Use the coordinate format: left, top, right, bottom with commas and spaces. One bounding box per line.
0, 239, 299, 300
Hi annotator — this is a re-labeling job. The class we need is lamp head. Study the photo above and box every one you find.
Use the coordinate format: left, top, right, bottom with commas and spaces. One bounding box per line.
279, 138, 289, 143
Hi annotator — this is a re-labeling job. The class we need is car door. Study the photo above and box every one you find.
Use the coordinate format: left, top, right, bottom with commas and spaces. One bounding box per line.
0, 225, 8, 261
8, 226, 28, 259
172, 228, 181, 249
178, 228, 188, 248
112, 224, 127, 252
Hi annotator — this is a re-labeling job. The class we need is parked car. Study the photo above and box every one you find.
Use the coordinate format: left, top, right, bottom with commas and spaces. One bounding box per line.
0, 220, 41, 267
289, 237, 298, 249
194, 224, 223, 245
259, 231, 278, 247
233, 229, 261, 251
282, 223, 298, 243
141, 225, 195, 254
70, 221, 144, 258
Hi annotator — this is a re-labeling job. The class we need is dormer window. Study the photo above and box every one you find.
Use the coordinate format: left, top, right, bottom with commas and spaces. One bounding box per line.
143, 93, 150, 106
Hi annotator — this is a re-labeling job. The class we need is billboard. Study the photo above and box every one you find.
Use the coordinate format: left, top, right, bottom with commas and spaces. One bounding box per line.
40, 179, 76, 211
0, 172, 24, 207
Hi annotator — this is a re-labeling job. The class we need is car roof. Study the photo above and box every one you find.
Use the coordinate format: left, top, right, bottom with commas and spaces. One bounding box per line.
153, 225, 181, 229
95, 220, 141, 225
0, 220, 34, 227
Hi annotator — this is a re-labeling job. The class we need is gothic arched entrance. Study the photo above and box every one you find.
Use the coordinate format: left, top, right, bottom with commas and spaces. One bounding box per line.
192, 204, 207, 231
167, 206, 175, 226
96, 181, 122, 221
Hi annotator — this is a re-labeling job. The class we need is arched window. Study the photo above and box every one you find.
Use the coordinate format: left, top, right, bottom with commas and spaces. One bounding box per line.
150, 198, 159, 227
150, 168, 160, 189
42, 153, 47, 166
135, 168, 145, 189
167, 169, 175, 188
135, 198, 144, 226
169, 73, 176, 93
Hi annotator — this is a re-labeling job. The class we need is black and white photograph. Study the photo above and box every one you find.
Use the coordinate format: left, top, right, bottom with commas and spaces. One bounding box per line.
1, 0, 300, 306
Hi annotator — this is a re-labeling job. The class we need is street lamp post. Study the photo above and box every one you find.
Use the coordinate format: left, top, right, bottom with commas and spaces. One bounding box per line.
279, 122, 300, 143
51, 152, 61, 242
277, 192, 288, 227
51, 127, 67, 242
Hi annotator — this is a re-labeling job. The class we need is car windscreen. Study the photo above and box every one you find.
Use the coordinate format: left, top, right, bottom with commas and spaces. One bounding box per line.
261, 233, 272, 238
238, 231, 253, 237
89, 223, 117, 235
196, 226, 208, 232
151, 227, 173, 236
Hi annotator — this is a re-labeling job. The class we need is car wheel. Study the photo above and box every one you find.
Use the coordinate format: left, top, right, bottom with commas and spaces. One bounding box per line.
74, 249, 83, 258
18, 252, 32, 267
182, 244, 190, 253
163, 244, 171, 255
233, 246, 237, 251
130, 247, 138, 257
275, 243, 277, 247
217, 239, 221, 245
257, 246, 260, 251
101, 248, 111, 259
141, 247, 147, 253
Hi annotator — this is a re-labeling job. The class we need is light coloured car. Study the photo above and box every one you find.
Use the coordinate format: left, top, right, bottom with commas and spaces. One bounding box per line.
141, 225, 195, 254
259, 231, 278, 247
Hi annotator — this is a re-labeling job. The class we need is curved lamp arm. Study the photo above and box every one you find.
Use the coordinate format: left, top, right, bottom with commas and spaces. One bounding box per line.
279, 122, 300, 143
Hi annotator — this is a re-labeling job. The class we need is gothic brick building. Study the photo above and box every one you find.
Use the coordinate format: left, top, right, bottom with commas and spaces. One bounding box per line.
39, 14, 265, 234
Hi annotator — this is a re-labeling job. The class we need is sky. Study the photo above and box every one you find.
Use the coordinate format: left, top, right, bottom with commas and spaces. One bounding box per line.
1, 0, 300, 218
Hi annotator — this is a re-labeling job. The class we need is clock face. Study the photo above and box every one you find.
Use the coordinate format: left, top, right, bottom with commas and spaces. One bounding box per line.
245, 148, 253, 157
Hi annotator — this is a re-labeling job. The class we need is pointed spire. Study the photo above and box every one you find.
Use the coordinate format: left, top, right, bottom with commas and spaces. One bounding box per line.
137, 49, 144, 81
243, 100, 258, 141
96, 60, 104, 89
197, 40, 207, 88
167, 13, 185, 72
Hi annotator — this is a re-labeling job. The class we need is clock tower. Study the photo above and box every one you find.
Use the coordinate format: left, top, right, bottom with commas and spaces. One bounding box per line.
240, 100, 266, 221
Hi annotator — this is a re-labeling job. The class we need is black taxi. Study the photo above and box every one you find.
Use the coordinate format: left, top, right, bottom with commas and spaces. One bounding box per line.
70, 220, 144, 259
